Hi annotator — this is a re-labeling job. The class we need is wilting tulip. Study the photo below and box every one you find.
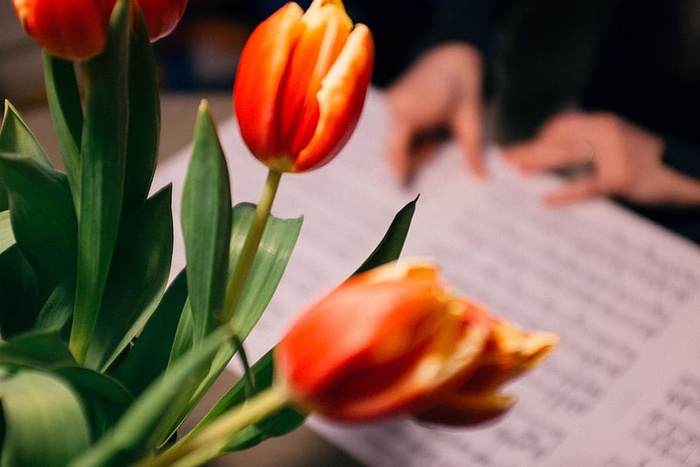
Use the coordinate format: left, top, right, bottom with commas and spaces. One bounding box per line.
414, 317, 559, 425
233, 0, 374, 173
275, 260, 558, 424
12, 0, 187, 60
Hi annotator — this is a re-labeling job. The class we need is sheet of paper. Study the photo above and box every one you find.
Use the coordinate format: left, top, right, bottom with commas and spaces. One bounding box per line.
153, 89, 700, 467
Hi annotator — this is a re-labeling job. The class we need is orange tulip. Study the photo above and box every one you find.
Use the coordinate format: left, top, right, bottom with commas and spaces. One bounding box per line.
233, 0, 375, 173
12, 0, 113, 60
129, 0, 188, 42
414, 317, 559, 425
12, 0, 187, 60
275, 260, 558, 424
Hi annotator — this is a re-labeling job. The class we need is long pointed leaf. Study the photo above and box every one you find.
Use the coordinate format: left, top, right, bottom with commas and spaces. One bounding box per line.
43, 53, 82, 205
56, 367, 133, 442
354, 195, 418, 275
151, 203, 303, 444
110, 270, 188, 396
0, 210, 14, 254
0, 151, 77, 290
0, 101, 51, 167
0, 100, 53, 212
70, 328, 233, 467
0, 245, 39, 337
181, 102, 231, 340
0, 371, 90, 467
71, 0, 131, 362
155, 330, 235, 448
0, 331, 75, 370
189, 348, 305, 453
230, 203, 303, 339
33, 275, 76, 339
86, 186, 173, 370
123, 10, 160, 211
154, 202, 302, 438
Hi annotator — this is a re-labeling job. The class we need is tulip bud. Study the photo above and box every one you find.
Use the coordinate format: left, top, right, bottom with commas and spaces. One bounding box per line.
275, 260, 558, 424
12, 0, 112, 60
132, 0, 188, 41
233, 0, 375, 173
12, 0, 187, 60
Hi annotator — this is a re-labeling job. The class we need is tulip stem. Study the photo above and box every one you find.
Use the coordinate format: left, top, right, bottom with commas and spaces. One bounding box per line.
219, 169, 283, 325
140, 386, 291, 467
232, 333, 256, 398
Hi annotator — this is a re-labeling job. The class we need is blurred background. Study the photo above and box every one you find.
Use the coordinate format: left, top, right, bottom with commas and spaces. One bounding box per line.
1, 0, 603, 142
0, 1, 45, 107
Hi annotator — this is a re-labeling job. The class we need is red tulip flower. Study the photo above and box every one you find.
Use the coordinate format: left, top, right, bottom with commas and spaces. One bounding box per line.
233, 0, 375, 173
133, 0, 188, 41
12, 0, 113, 60
275, 260, 558, 424
12, 0, 187, 60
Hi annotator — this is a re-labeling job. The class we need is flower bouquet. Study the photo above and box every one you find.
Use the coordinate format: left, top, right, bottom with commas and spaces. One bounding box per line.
0, 0, 558, 465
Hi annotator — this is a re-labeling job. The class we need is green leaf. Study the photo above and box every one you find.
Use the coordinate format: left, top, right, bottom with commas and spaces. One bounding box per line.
190, 348, 306, 453
0, 100, 53, 211
0, 245, 39, 337
85, 186, 173, 370
70, 0, 131, 363
56, 367, 133, 442
122, 10, 160, 212
0, 100, 51, 168
0, 331, 76, 370
181, 102, 231, 340
354, 195, 418, 275
0, 180, 6, 212
0, 151, 77, 290
33, 275, 76, 338
110, 270, 188, 397
230, 203, 303, 339
167, 299, 196, 366
0, 210, 15, 254
156, 201, 302, 439
0, 371, 91, 467
70, 328, 233, 467
155, 333, 235, 448
43, 53, 82, 205
155, 203, 303, 438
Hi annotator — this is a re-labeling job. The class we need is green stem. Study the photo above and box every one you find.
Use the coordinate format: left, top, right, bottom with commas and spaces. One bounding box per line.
140, 386, 290, 467
232, 334, 256, 397
218, 169, 282, 324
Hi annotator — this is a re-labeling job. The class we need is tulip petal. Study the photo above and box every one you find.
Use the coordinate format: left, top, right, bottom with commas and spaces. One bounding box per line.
281, 0, 352, 157
278, 282, 448, 395
277, 261, 494, 421
414, 391, 514, 426
14, 0, 108, 60
294, 24, 374, 172
460, 320, 559, 394
135, 0, 188, 41
319, 322, 489, 421
233, 3, 305, 166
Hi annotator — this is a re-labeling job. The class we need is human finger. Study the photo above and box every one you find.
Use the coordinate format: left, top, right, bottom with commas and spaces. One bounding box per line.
544, 176, 600, 206
386, 121, 415, 181
387, 120, 446, 181
453, 102, 485, 177
502, 138, 593, 174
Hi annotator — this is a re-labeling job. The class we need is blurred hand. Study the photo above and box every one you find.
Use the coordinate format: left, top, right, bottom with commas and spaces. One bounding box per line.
502, 111, 700, 206
386, 42, 485, 182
